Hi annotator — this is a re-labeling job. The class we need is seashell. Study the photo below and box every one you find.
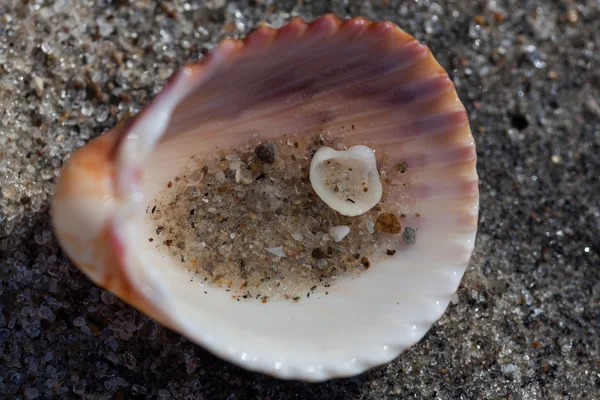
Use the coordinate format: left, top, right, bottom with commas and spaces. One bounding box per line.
310, 145, 382, 216
51, 15, 478, 381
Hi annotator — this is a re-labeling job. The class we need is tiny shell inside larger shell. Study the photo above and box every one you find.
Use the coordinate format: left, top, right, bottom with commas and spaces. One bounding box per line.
53, 15, 478, 382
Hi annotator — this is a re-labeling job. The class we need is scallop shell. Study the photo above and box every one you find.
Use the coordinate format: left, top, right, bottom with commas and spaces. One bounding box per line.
51, 15, 478, 381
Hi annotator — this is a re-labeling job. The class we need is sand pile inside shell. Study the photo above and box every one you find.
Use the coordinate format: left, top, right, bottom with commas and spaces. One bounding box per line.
148, 135, 416, 301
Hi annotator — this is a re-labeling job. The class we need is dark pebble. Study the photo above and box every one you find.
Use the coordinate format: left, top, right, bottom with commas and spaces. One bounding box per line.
311, 248, 327, 259
361, 257, 371, 268
255, 143, 277, 163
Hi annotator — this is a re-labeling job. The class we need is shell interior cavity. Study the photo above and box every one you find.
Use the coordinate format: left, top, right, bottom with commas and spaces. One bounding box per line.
51, 15, 479, 382
310, 145, 382, 216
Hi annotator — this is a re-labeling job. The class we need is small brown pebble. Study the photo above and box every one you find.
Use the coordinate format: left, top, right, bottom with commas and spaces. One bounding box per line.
311, 248, 327, 259
361, 257, 370, 269
493, 12, 506, 22
148, 238, 154, 242
386, 249, 396, 256
547, 70, 558, 80
86, 79, 104, 101
255, 143, 277, 164
375, 213, 402, 234
164, 239, 173, 246
160, 2, 177, 18
441, 368, 448, 375
565, 9, 578, 25
167, 181, 172, 188
223, 22, 235, 33
72, 79, 84, 90
119, 92, 132, 103
112, 50, 124, 66
473, 14, 485, 25
533, 341, 542, 348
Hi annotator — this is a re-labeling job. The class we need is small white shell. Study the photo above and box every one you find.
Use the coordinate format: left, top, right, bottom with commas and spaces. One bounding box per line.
309, 145, 382, 216
329, 225, 351, 242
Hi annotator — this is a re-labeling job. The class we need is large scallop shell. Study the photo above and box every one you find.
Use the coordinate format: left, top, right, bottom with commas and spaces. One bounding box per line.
51, 15, 478, 381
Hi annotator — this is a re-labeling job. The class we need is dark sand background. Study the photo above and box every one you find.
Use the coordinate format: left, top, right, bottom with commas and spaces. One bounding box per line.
0, 1, 598, 398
